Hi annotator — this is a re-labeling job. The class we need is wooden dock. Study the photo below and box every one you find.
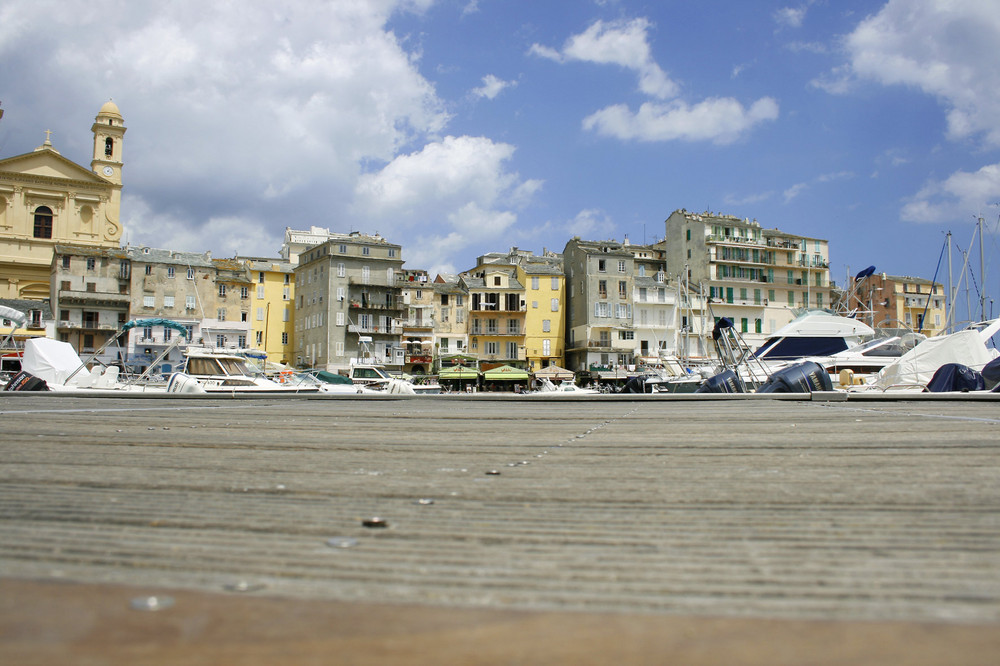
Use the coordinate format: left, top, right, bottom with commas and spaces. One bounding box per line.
2, 393, 999, 664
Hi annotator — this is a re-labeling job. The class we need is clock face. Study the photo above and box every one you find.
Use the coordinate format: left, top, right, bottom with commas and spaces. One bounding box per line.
102, 166, 114, 176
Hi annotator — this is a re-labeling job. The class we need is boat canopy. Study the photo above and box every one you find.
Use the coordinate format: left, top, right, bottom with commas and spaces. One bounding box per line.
314, 370, 353, 385
0, 305, 27, 328
121, 318, 189, 337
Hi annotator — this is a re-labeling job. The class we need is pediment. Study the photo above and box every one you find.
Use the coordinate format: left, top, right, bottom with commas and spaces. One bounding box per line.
0, 147, 109, 185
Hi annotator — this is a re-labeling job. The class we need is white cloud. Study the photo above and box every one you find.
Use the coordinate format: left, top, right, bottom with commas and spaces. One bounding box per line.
0, 0, 454, 259
531, 18, 678, 99
901, 163, 1000, 223
783, 171, 854, 203
471, 74, 516, 100
353, 135, 542, 270
582, 97, 779, 145
839, 0, 1000, 146
774, 6, 807, 29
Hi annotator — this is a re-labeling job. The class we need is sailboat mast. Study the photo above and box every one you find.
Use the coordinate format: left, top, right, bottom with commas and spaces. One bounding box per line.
979, 215, 986, 321
946, 231, 953, 328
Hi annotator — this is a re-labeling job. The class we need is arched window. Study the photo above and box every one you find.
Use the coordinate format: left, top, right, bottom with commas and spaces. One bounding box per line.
33, 206, 53, 239
105, 137, 114, 157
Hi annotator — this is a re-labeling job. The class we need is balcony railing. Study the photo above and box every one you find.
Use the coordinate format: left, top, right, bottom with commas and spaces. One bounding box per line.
348, 324, 402, 335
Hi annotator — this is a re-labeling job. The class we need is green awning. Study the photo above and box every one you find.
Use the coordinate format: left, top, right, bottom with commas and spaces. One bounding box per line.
483, 365, 530, 381
438, 366, 480, 379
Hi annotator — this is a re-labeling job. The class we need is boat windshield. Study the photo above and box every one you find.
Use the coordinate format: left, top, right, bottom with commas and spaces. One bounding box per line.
753, 336, 850, 360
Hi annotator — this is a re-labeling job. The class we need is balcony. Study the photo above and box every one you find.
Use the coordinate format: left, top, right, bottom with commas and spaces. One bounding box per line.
348, 324, 402, 336
57, 289, 130, 305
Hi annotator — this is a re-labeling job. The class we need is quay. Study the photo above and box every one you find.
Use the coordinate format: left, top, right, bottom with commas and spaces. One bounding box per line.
1, 393, 999, 664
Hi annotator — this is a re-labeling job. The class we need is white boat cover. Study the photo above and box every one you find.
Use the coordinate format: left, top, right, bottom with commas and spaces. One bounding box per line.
21, 338, 85, 386
872, 330, 998, 389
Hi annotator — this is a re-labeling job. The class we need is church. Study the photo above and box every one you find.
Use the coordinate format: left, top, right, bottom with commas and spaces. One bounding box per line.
0, 100, 126, 300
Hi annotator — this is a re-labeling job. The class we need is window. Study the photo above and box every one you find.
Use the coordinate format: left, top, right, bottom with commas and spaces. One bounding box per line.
618, 261, 626, 273
216, 334, 226, 347
240, 286, 249, 299
143, 296, 154, 308
142, 326, 153, 340
238, 335, 246, 347
388, 248, 396, 257
594, 302, 609, 318
337, 263, 345, 277
258, 271, 265, 284
485, 341, 498, 355
507, 342, 518, 359
336, 312, 345, 326
551, 298, 559, 312
362, 266, 370, 281
619, 281, 627, 298
598, 259, 606, 272
85, 257, 96, 271
241, 311, 248, 323
145, 265, 152, 276
257, 286, 265, 299
283, 308, 290, 322
32, 206, 53, 238
542, 339, 551, 356
281, 332, 289, 345
62, 255, 71, 269
256, 307, 265, 321
166, 266, 174, 279
336, 287, 345, 301
217, 308, 226, 321
339, 244, 347, 253
164, 296, 175, 308
598, 280, 608, 298
532, 277, 539, 290
187, 267, 195, 279
186, 295, 196, 310
494, 276, 501, 286
542, 319, 551, 332
219, 284, 227, 297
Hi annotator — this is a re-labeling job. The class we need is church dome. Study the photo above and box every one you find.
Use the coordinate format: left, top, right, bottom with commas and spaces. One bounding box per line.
98, 99, 123, 120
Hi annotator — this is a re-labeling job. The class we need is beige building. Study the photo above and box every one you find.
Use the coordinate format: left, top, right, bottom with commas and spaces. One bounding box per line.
851, 273, 946, 336
663, 209, 834, 347
0, 100, 125, 299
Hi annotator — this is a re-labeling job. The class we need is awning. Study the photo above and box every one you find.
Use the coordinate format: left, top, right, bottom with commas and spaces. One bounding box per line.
438, 366, 480, 379
532, 365, 574, 381
483, 365, 529, 381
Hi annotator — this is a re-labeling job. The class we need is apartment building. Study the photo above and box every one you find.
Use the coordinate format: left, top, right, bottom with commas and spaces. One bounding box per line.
562, 237, 636, 374
663, 209, 834, 347
244, 258, 295, 365
459, 261, 527, 370
398, 268, 435, 375
295, 231, 404, 371
431, 274, 469, 365
515, 256, 566, 371
853, 273, 946, 336
50, 244, 130, 359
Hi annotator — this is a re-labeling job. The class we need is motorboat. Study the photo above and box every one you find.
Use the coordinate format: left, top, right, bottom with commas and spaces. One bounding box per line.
858, 319, 1000, 392
167, 347, 320, 393
528, 378, 600, 395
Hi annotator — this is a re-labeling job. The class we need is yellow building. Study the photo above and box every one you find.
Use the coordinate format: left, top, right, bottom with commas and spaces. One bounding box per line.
516, 259, 565, 370
245, 258, 295, 365
0, 100, 125, 299
460, 263, 527, 370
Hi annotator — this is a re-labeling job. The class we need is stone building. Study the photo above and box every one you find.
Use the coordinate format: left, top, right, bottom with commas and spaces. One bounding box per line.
0, 100, 125, 299
562, 237, 636, 375
663, 209, 834, 348
295, 231, 404, 371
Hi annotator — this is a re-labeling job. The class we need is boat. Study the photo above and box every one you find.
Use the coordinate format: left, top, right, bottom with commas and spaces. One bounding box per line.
166, 347, 320, 393
528, 378, 600, 395
857, 319, 1000, 392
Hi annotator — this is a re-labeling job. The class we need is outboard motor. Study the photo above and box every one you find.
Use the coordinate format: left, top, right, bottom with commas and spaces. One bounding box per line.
621, 375, 649, 394
925, 363, 986, 393
3, 371, 49, 392
756, 361, 832, 393
981, 357, 1000, 390
695, 369, 746, 393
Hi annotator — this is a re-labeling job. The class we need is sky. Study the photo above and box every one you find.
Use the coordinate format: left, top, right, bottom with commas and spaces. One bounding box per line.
1, 0, 998, 311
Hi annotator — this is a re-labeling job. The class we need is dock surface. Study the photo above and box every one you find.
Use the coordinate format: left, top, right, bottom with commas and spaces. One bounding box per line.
2, 393, 999, 664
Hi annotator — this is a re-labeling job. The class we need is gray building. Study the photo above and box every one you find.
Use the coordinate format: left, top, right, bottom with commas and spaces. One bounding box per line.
562, 237, 636, 375
295, 231, 404, 371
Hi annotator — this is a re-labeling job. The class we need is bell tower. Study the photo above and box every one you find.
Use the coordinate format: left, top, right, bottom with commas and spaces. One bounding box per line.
91, 99, 126, 185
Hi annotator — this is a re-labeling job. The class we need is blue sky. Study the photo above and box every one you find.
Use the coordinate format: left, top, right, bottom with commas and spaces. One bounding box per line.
1, 0, 997, 305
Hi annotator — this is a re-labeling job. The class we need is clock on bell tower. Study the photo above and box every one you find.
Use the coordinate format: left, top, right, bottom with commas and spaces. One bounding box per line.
91, 99, 126, 185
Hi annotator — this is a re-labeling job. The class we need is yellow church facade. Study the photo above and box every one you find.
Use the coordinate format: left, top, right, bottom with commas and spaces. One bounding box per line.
0, 100, 125, 300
